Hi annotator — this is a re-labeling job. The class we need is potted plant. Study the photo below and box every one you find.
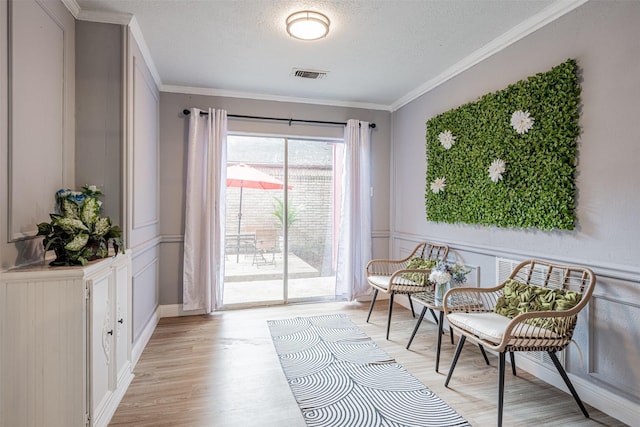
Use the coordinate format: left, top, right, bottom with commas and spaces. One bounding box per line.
271, 197, 300, 252
36, 185, 124, 266
271, 197, 299, 228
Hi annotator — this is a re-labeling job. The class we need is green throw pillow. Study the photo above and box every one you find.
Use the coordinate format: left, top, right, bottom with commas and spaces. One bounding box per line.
400, 258, 438, 285
494, 279, 582, 332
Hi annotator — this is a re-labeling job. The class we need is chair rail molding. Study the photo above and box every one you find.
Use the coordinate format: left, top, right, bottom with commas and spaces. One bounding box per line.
391, 232, 640, 282
160, 234, 185, 244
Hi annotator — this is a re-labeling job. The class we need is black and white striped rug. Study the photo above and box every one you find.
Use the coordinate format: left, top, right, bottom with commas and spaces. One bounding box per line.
267, 314, 470, 427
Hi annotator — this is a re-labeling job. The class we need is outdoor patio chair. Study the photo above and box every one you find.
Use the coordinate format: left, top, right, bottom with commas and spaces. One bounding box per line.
366, 241, 449, 339
252, 228, 277, 266
443, 259, 596, 427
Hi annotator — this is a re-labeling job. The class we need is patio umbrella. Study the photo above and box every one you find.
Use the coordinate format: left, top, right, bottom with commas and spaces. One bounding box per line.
226, 164, 290, 262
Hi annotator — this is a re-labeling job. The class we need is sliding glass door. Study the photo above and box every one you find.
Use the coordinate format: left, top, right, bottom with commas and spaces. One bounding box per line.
223, 135, 341, 306
223, 136, 285, 305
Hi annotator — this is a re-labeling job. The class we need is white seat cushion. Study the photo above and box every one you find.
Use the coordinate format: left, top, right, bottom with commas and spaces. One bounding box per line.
368, 275, 423, 291
448, 312, 559, 344
367, 275, 391, 290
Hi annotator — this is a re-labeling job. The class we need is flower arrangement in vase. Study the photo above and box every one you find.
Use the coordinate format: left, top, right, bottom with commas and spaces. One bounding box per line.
429, 261, 471, 305
36, 186, 124, 266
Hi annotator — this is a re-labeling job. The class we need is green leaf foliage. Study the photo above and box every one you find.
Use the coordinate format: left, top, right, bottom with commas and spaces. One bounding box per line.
425, 59, 580, 230
272, 197, 299, 227
60, 198, 81, 219
54, 217, 89, 233
36, 222, 52, 236
36, 186, 125, 266
105, 224, 122, 239
65, 232, 89, 251
80, 197, 100, 228
93, 217, 112, 237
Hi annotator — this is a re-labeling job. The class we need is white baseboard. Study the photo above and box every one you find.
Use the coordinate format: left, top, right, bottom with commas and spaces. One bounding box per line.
130, 304, 207, 368
159, 303, 206, 318
97, 369, 135, 427
131, 306, 159, 367
514, 354, 637, 426
129, 304, 204, 371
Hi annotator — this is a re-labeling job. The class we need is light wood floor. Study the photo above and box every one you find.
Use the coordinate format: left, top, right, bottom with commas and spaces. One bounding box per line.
110, 301, 627, 427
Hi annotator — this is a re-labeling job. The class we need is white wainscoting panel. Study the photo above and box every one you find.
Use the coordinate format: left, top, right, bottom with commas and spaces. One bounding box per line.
131, 55, 159, 230
131, 248, 159, 343
588, 292, 640, 398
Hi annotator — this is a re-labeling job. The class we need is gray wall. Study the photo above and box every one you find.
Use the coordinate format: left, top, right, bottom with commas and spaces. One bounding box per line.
0, 0, 75, 268
76, 21, 123, 226
391, 1, 639, 421
158, 92, 391, 305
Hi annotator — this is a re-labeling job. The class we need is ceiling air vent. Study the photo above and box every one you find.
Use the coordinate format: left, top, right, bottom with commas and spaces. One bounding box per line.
291, 68, 328, 80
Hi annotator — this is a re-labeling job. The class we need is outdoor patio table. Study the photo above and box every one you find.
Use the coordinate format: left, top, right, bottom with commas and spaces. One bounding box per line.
225, 232, 256, 259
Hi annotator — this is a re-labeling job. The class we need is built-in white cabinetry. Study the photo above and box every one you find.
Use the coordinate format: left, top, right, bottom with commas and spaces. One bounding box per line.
0, 254, 133, 427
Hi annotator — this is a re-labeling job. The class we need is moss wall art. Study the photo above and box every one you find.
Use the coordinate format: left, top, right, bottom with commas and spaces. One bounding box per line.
425, 59, 581, 230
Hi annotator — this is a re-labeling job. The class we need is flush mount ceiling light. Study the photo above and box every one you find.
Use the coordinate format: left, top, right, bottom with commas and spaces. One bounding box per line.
286, 10, 330, 40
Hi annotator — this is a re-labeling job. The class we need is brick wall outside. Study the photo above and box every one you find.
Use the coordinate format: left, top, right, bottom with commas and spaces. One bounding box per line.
225, 165, 335, 274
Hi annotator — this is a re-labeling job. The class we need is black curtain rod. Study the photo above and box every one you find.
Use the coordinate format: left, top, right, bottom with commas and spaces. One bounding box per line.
182, 109, 376, 129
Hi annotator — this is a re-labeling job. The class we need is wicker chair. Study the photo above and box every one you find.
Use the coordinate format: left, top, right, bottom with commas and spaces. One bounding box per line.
443, 259, 596, 427
366, 241, 449, 339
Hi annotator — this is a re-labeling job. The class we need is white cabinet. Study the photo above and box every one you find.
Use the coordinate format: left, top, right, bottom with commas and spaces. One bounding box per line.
114, 261, 131, 394
0, 254, 133, 427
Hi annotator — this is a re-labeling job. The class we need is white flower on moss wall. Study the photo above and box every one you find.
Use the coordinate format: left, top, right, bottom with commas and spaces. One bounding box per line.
510, 110, 534, 134
488, 159, 506, 183
430, 177, 447, 193
438, 130, 456, 149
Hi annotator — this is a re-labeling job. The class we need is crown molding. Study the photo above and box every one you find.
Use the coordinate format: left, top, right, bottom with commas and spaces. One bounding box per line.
128, 16, 162, 87
390, 0, 590, 111
76, 9, 132, 25
60, 0, 80, 18
160, 85, 391, 111
63, 0, 588, 114
71, 8, 162, 88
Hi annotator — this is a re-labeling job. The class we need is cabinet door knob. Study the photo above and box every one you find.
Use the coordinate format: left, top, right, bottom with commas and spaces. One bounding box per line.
118, 318, 124, 324
107, 329, 114, 336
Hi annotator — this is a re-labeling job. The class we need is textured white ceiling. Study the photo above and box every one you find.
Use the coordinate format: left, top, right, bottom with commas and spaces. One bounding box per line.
75, 0, 572, 110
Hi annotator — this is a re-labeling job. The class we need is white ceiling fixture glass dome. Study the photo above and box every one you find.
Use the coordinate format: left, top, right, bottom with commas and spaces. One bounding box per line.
286, 10, 330, 40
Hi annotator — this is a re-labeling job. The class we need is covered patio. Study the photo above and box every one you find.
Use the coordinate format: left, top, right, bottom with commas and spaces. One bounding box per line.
223, 252, 336, 305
